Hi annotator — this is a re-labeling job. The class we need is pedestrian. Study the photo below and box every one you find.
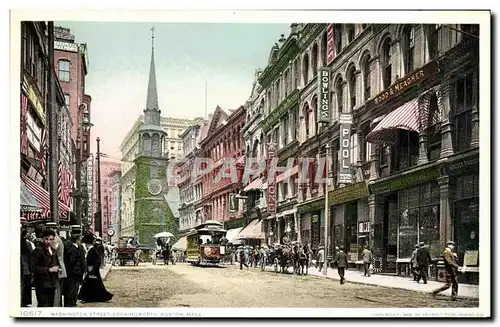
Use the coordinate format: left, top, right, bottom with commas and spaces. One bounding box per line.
317, 246, 325, 272
432, 241, 462, 301
78, 239, 114, 303
416, 241, 432, 284
44, 223, 66, 307
238, 246, 248, 270
63, 235, 86, 307
31, 229, 60, 307
361, 245, 373, 277
20, 229, 33, 307
335, 246, 348, 285
411, 243, 420, 281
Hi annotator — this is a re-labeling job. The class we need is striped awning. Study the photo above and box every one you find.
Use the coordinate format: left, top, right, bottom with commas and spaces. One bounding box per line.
276, 165, 299, 183
236, 219, 265, 240
21, 174, 71, 221
20, 181, 41, 212
366, 89, 440, 145
244, 177, 264, 192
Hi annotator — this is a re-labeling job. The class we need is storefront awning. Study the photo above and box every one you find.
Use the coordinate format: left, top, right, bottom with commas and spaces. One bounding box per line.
172, 236, 187, 250
366, 98, 420, 145
244, 177, 264, 192
21, 174, 71, 221
276, 208, 297, 218
237, 219, 265, 240
20, 180, 42, 212
366, 89, 440, 145
226, 227, 243, 244
276, 165, 299, 183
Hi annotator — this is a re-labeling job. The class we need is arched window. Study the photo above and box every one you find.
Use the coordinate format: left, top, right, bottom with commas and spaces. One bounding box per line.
321, 32, 328, 67
302, 53, 309, 85
293, 59, 300, 89
347, 66, 357, 110
311, 97, 317, 135
142, 133, 151, 152
336, 78, 344, 114
284, 70, 289, 97
381, 38, 392, 89
311, 43, 318, 76
403, 26, 415, 74
276, 79, 281, 106
303, 104, 310, 139
362, 54, 372, 101
346, 24, 356, 44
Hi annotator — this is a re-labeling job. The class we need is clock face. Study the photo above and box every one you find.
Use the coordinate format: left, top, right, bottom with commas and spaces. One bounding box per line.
147, 179, 162, 196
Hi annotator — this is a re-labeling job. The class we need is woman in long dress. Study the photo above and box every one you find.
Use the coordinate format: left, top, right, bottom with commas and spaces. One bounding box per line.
78, 241, 113, 303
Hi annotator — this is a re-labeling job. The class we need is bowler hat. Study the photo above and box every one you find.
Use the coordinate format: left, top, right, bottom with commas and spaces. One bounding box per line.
70, 225, 82, 235
447, 241, 455, 246
419, 241, 425, 247
45, 222, 58, 229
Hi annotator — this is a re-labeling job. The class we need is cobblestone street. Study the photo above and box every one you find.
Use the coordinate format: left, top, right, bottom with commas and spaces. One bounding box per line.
80, 263, 479, 308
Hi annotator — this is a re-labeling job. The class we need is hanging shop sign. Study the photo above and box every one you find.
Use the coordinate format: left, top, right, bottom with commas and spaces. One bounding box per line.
327, 24, 335, 64
358, 221, 370, 233
369, 165, 440, 195
267, 143, 277, 214
24, 77, 46, 125
365, 60, 440, 111
328, 181, 370, 204
339, 113, 353, 184
228, 193, 237, 218
317, 68, 331, 123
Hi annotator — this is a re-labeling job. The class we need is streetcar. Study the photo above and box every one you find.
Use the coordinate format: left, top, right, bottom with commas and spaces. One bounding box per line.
186, 220, 227, 266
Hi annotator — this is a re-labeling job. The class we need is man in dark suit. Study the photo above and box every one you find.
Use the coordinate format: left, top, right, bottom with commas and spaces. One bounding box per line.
433, 241, 461, 301
335, 246, 348, 285
31, 229, 60, 307
416, 241, 432, 284
64, 234, 86, 307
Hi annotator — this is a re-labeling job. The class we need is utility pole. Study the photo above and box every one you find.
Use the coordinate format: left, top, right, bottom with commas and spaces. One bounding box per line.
47, 21, 59, 224
323, 143, 330, 276
96, 137, 102, 236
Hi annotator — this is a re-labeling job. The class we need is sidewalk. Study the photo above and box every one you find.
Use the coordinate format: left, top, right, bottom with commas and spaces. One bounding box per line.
305, 266, 479, 299
30, 263, 113, 307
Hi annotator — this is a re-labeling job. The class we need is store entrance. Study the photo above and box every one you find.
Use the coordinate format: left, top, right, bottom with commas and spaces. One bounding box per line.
383, 194, 398, 274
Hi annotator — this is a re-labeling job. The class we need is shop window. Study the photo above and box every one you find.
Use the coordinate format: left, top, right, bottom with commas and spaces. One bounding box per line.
453, 74, 473, 152
454, 197, 479, 266
395, 130, 419, 171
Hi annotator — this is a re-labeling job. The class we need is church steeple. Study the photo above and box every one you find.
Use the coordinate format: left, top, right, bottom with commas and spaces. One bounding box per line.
145, 26, 159, 112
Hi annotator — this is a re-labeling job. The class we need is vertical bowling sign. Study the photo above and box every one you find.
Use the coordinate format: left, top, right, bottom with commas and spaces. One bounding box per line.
266, 143, 277, 214
339, 113, 353, 184
327, 24, 335, 64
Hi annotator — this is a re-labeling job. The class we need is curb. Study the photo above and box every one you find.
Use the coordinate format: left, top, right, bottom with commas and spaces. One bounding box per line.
306, 271, 478, 300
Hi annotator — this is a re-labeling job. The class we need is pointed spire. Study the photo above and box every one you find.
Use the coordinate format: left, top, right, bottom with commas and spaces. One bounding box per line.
146, 26, 159, 111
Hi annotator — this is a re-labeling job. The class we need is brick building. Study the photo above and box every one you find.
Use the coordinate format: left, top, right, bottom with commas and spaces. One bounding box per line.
197, 106, 246, 225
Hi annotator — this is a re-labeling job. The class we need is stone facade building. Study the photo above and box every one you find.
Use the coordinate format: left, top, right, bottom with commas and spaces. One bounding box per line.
241, 23, 479, 283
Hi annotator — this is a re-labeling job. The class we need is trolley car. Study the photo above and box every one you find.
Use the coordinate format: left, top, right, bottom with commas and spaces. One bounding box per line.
186, 220, 227, 266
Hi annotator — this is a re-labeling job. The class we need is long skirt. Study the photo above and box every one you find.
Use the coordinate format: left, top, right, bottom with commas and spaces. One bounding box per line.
78, 272, 113, 303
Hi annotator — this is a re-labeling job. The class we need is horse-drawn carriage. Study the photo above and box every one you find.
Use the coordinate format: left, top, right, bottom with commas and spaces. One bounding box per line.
263, 242, 310, 275
115, 236, 140, 266
186, 220, 227, 266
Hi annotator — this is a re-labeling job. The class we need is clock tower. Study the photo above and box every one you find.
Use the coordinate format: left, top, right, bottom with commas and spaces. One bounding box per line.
133, 27, 176, 246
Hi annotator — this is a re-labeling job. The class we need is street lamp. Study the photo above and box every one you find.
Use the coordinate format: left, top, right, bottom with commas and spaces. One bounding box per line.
323, 143, 331, 276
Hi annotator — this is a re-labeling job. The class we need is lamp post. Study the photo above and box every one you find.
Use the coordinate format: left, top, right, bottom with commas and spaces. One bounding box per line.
96, 137, 102, 236
323, 143, 330, 276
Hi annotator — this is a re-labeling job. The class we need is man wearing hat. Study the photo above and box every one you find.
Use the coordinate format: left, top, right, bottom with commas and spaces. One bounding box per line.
416, 241, 432, 284
410, 244, 420, 281
63, 225, 86, 307
432, 241, 461, 300
45, 222, 66, 307
317, 246, 325, 273
335, 246, 349, 285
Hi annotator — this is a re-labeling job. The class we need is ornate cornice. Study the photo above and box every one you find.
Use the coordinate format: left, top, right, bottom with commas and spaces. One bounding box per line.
258, 38, 300, 89
298, 23, 327, 50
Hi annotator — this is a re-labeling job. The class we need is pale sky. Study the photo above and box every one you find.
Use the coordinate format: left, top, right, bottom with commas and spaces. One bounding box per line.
55, 22, 289, 158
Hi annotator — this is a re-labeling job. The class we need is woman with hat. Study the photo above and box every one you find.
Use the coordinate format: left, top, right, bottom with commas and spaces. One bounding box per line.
78, 238, 113, 303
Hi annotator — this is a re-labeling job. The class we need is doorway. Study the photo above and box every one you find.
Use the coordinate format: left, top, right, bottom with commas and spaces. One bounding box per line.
383, 194, 398, 273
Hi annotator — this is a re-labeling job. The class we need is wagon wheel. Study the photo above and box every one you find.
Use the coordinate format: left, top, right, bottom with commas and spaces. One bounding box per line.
273, 258, 279, 273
